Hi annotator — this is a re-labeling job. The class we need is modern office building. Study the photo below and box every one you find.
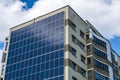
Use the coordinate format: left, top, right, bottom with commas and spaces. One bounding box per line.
1, 5, 120, 80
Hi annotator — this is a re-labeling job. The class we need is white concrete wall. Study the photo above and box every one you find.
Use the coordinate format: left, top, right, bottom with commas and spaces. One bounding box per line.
109, 66, 114, 80
112, 51, 119, 62
64, 6, 88, 80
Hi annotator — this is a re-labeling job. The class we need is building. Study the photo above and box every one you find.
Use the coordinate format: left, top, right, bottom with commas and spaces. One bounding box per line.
1, 37, 9, 80
1, 5, 120, 80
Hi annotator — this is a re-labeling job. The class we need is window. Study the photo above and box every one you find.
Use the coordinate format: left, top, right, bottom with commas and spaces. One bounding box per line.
87, 58, 91, 64
72, 35, 77, 44
88, 71, 92, 78
93, 47, 107, 59
5, 42, 8, 51
5, 12, 65, 80
93, 35, 106, 48
70, 22, 76, 31
111, 53, 115, 61
95, 72, 109, 80
72, 35, 85, 51
81, 55, 85, 64
2, 53, 6, 62
114, 75, 119, 80
87, 45, 90, 52
72, 76, 77, 80
71, 48, 76, 57
79, 42, 85, 50
113, 64, 118, 72
1, 65, 5, 75
80, 30, 84, 38
94, 59, 108, 71
71, 62, 77, 71
86, 34, 89, 40
81, 68, 86, 77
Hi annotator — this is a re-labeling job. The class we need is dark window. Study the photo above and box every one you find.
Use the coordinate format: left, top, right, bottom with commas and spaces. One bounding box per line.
1, 78, 3, 80
94, 59, 108, 71
81, 55, 85, 64
81, 68, 86, 77
87, 58, 91, 64
114, 75, 119, 80
87, 45, 90, 52
111, 53, 115, 61
70, 22, 76, 31
1, 65, 5, 75
95, 72, 109, 80
71, 48, 76, 57
86, 34, 89, 40
93, 35, 106, 48
88, 71, 92, 78
80, 30, 84, 38
71, 62, 77, 71
71, 34, 85, 51
72, 76, 77, 80
113, 64, 118, 72
93, 47, 107, 59
79, 42, 85, 50
2, 53, 6, 62
72, 35, 77, 43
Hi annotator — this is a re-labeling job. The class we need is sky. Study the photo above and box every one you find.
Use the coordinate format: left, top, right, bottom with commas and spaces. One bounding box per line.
0, 0, 120, 69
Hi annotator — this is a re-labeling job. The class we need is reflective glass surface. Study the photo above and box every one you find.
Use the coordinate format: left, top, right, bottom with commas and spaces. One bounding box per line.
5, 12, 64, 80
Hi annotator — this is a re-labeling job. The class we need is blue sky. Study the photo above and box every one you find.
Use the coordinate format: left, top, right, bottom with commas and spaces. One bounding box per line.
0, 0, 120, 55
0, 0, 37, 49
0, 42, 4, 49
21, 0, 38, 9
110, 37, 120, 54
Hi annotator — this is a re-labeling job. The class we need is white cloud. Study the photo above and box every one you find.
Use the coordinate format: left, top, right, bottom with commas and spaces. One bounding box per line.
0, 0, 120, 42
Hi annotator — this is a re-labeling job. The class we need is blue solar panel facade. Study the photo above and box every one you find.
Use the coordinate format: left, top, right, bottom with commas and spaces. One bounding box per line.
5, 12, 64, 80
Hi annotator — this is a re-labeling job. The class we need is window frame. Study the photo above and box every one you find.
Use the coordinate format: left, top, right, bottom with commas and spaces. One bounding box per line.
80, 30, 84, 39
71, 47, 76, 57
72, 76, 77, 80
81, 55, 86, 64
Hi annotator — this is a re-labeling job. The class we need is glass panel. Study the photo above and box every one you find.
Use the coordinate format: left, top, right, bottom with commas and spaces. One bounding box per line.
5, 12, 64, 80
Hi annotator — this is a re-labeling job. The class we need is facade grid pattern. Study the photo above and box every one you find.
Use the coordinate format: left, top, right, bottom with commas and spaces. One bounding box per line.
5, 12, 65, 80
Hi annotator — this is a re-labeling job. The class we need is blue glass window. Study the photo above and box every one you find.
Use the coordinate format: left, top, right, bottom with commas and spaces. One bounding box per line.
93, 47, 107, 59
94, 59, 109, 71
93, 35, 106, 48
5, 12, 64, 80
95, 72, 109, 80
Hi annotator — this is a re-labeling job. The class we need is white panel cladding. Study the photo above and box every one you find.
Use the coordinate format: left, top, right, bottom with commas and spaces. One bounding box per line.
107, 42, 112, 62
89, 29, 93, 39
67, 6, 87, 80
90, 29, 112, 62
109, 66, 113, 80
115, 54, 118, 62
112, 51, 119, 62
